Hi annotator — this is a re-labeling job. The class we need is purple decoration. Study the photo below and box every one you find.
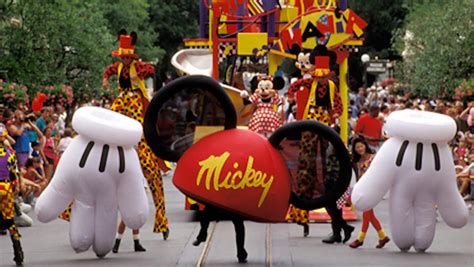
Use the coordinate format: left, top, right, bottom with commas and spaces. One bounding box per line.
336, 21, 344, 33
199, 0, 208, 38
339, 0, 347, 11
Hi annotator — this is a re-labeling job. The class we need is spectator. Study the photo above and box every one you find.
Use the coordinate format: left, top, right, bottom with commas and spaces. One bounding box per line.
350, 99, 359, 119
30, 141, 44, 163
354, 104, 383, 151
42, 127, 58, 180
58, 128, 73, 157
55, 105, 67, 136
7, 110, 31, 168
355, 87, 366, 108
35, 107, 51, 134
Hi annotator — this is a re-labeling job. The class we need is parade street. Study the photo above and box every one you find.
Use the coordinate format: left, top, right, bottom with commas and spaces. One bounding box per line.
1, 173, 473, 267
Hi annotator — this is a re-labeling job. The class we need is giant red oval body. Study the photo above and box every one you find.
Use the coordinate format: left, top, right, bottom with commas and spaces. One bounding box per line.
173, 129, 291, 222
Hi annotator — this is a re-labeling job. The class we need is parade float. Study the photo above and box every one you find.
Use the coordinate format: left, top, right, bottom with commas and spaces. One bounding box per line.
145, 0, 367, 221
161, 0, 367, 222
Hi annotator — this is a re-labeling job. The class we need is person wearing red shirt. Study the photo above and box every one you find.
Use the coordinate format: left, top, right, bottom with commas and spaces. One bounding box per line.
102, 30, 169, 247
354, 104, 383, 151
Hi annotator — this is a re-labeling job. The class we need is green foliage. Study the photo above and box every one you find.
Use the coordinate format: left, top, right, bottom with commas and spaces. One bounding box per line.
0, 79, 74, 108
0, 0, 202, 101
393, 0, 474, 97
347, 0, 409, 89
0, 80, 28, 107
148, 0, 200, 81
350, 0, 408, 57
1, 0, 114, 103
453, 79, 474, 102
100, 0, 164, 62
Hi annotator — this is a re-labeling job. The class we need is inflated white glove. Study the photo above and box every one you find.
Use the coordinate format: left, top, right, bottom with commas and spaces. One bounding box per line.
351, 110, 468, 252
35, 107, 149, 257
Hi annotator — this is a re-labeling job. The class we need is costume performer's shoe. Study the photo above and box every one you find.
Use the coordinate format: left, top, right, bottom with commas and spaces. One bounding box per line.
237, 249, 248, 263
322, 233, 342, 244
376, 237, 390, 249
163, 229, 169, 240
342, 225, 355, 243
349, 239, 363, 248
11, 236, 23, 265
192, 234, 207, 246
134, 240, 146, 252
112, 238, 121, 253
303, 224, 309, 237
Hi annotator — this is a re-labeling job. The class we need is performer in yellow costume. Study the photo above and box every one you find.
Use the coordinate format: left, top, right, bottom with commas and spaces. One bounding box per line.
102, 30, 169, 240
0, 123, 24, 265
286, 45, 353, 243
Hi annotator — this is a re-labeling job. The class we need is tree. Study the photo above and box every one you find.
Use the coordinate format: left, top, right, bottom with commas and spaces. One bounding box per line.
347, 0, 410, 89
1, 0, 114, 102
393, 0, 474, 97
100, 0, 164, 62
148, 0, 200, 86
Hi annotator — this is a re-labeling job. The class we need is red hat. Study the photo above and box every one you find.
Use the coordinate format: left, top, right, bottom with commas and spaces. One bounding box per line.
310, 45, 336, 78
112, 30, 138, 58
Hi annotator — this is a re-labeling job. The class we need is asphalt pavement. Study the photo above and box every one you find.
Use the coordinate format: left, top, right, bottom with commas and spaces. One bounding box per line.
1, 173, 473, 267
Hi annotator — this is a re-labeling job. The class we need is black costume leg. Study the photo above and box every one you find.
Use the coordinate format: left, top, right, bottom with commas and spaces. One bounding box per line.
193, 206, 212, 246
232, 218, 247, 263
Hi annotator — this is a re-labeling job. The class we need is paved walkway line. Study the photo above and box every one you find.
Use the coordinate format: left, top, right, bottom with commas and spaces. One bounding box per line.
196, 222, 217, 267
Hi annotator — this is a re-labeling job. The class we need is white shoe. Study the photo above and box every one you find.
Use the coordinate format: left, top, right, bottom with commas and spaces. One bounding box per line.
14, 213, 33, 227
20, 203, 32, 214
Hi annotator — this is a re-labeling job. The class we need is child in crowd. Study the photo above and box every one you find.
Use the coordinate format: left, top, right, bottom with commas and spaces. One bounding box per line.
58, 127, 74, 157
454, 137, 470, 164
349, 137, 390, 249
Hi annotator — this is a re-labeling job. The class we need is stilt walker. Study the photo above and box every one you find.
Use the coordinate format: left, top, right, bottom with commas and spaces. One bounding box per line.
287, 45, 354, 242
102, 29, 169, 239
0, 123, 24, 265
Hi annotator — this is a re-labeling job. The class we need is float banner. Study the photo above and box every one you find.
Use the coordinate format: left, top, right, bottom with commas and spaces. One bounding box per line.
272, 8, 367, 57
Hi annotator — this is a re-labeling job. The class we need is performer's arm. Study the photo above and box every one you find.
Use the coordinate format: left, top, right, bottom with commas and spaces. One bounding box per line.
287, 79, 311, 101
102, 62, 120, 88
134, 61, 155, 79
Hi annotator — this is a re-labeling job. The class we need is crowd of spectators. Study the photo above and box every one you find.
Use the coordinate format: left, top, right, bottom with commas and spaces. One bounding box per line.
0, 104, 75, 231
281, 84, 474, 205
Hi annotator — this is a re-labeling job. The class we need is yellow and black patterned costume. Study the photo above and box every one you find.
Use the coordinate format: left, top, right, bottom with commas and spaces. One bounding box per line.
103, 59, 169, 235
0, 141, 24, 265
286, 79, 342, 226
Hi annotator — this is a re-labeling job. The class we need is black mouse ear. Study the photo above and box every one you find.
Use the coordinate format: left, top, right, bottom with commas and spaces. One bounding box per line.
309, 44, 329, 65
334, 6, 342, 19
268, 121, 352, 210
144, 75, 237, 162
250, 76, 259, 93
309, 50, 317, 65
328, 49, 337, 65
130, 31, 138, 45
272, 76, 285, 90
289, 43, 301, 56
118, 29, 127, 39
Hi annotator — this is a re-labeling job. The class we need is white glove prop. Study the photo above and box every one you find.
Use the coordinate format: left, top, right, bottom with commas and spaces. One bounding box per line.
240, 90, 249, 98
351, 110, 468, 252
35, 107, 149, 257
